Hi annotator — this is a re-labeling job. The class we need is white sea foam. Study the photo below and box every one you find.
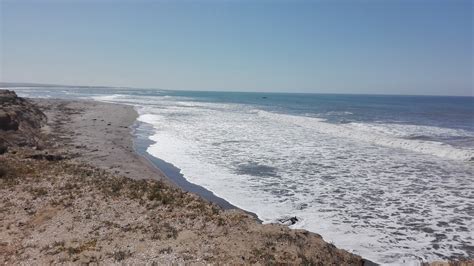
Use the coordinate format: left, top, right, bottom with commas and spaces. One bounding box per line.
80, 93, 474, 264
257, 110, 474, 161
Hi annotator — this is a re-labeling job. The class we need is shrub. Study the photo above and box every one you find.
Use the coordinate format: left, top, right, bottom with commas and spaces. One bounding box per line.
109, 181, 123, 194
147, 181, 173, 204
30, 187, 48, 197
163, 222, 179, 239
112, 250, 132, 261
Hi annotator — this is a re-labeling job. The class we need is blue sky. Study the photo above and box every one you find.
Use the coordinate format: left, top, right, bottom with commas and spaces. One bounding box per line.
1, 0, 472, 95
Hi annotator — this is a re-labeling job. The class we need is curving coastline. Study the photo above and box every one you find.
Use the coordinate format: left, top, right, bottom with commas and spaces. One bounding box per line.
0, 90, 368, 264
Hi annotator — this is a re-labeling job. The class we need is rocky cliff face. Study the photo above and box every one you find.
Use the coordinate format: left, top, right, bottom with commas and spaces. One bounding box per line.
0, 90, 47, 153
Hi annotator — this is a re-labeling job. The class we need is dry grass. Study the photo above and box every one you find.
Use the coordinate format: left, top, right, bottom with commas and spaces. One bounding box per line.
0, 148, 364, 265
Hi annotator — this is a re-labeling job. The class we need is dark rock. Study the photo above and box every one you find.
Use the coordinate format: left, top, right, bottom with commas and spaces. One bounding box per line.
0, 90, 47, 148
27, 154, 65, 161
0, 138, 8, 154
0, 143, 7, 154
0, 111, 19, 130
0, 166, 6, 178
278, 216, 299, 225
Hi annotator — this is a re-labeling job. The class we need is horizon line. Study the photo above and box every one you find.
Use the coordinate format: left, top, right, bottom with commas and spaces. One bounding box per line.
0, 81, 472, 98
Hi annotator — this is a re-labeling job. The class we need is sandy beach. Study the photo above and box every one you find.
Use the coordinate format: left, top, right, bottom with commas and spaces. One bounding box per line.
0, 91, 366, 264
32, 99, 167, 182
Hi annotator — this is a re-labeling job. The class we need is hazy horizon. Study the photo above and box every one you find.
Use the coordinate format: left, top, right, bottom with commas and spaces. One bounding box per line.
2, 81, 474, 97
1, 0, 473, 96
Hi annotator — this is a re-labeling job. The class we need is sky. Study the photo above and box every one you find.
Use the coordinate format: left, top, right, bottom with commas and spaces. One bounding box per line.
0, 0, 472, 96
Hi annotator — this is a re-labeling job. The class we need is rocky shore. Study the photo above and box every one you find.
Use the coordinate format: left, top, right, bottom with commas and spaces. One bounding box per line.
0, 90, 366, 264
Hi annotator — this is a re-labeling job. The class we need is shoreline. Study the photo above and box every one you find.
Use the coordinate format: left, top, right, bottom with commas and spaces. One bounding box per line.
131, 117, 263, 221
131, 118, 237, 209
1, 92, 368, 264
2, 91, 472, 264
36, 97, 260, 218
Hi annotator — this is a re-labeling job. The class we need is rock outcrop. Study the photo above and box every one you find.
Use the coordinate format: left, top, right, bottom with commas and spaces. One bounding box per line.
0, 90, 47, 151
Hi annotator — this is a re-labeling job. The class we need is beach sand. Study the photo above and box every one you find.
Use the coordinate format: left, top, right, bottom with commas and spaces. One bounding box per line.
33, 99, 167, 182
0, 93, 367, 264
35, 99, 241, 211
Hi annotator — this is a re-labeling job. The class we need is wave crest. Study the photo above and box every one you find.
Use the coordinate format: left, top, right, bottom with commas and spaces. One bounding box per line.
257, 110, 474, 161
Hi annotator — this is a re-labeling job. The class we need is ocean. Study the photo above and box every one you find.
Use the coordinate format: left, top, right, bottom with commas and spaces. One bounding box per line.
12, 87, 474, 264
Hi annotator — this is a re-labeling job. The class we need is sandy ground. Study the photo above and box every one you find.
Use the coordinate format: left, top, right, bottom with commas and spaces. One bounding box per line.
33, 99, 167, 182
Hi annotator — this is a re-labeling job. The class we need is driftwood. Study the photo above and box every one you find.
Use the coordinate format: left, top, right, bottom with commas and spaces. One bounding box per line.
278, 216, 299, 225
